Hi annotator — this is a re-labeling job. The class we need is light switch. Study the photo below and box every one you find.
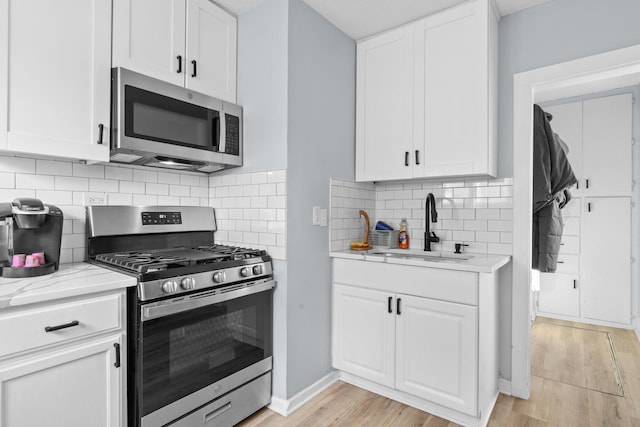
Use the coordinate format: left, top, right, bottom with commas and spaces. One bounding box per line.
319, 209, 328, 227
312, 206, 320, 226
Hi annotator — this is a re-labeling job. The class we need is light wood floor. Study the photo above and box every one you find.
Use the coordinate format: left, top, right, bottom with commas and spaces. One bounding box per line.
238, 318, 640, 426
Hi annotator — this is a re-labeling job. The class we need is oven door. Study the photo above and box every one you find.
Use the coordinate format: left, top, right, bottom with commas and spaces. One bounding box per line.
135, 280, 274, 425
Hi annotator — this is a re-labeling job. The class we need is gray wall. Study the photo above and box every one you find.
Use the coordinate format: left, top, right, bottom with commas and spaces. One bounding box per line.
237, 0, 356, 400
237, 0, 289, 172
285, 0, 355, 397
498, 0, 640, 178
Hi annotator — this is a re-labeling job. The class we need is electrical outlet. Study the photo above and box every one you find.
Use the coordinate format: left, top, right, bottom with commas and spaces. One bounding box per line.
83, 192, 107, 206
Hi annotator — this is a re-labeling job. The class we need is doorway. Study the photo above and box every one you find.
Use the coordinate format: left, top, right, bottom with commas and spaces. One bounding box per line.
512, 43, 640, 399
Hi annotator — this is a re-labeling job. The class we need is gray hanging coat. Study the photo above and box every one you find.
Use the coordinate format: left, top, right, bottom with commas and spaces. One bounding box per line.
532, 104, 577, 272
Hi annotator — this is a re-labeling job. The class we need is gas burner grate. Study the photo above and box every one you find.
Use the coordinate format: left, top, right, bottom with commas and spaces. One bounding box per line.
95, 252, 194, 273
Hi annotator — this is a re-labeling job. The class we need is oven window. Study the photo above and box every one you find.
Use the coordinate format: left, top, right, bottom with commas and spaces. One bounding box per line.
139, 290, 272, 416
124, 85, 219, 150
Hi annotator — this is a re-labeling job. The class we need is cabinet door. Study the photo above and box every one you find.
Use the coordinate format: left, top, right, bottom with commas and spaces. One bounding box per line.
581, 197, 631, 324
113, 0, 186, 87
355, 27, 414, 182
0, 0, 110, 162
538, 273, 580, 317
332, 284, 395, 388
395, 294, 478, 416
542, 101, 583, 194
186, 0, 237, 102
582, 94, 632, 195
414, 0, 494, 178
0, 335, 122, 427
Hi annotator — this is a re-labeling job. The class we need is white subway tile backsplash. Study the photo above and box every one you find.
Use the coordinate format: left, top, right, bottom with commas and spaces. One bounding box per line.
55, 176, 89, 191
133, 169, 158, 183
209, 169, 287, 260
251, 172, 268, 184
330, 176, 513, 255
179, 174, 201, 187
158, 172, 181, 185
180, 196, 201, 206
16, 174, 53, 190
0, 173, 15, 188
90, 178, 119, 193
0, 156, 35, 173
169, 184, 190, 197
267, 170, 286, 183
133, 194, 158, 205
36, 190, 72, 205
0, 189, 35, 200
105, 166, 133, 181
37, 160, 72, 176
108, 193, 133, 205
146, 183, 169, 196
157, 196, 180, 205
120, 181, 146, 194
72, 163, 104, 178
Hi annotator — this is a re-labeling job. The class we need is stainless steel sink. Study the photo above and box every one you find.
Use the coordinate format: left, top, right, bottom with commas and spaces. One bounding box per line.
369, 250, 471, 262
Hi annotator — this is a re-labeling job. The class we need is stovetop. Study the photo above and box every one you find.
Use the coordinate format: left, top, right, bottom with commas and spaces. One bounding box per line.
95, 245, 268, 274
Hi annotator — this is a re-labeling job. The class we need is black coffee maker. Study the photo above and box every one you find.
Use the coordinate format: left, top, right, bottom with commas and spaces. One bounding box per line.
0, 198, 64, 278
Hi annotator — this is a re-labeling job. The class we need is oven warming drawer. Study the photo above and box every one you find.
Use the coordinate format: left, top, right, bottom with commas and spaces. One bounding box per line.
167, 372, 271, 427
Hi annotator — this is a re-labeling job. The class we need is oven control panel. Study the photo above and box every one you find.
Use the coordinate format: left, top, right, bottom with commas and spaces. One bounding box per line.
139, 261, 273, 300
141, 212, 182, 225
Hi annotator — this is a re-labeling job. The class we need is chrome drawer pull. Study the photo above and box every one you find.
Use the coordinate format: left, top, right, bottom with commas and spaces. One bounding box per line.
44, 320, 79, 332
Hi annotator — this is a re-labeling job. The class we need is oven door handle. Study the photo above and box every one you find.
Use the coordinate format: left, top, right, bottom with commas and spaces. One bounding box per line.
142, 279, 275, 321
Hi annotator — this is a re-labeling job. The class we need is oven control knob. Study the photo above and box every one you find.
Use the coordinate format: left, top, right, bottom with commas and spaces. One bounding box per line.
180, 277, 196, 290
212, 272, 226, 283
240, 267, 251, 277
162, 280, 178, 294
253, 265, 263, 275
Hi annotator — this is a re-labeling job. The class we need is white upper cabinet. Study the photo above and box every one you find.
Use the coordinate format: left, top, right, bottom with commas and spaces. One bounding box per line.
543, 93, 632, 196
581, 94, 632, 195
356, 0, 498, 182
0, 0, 111, 163
113, 0, 187, 88
356, 27, 414, 182
113, 0, 237, 103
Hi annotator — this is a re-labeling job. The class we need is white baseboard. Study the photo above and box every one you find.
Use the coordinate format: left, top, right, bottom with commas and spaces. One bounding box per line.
498, 378, 512, 396
268, 370, 340, 417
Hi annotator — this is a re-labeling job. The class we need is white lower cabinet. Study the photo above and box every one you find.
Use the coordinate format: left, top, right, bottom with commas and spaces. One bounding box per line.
0, 335, 122, 427
0, 290, 126, 427
332, 258, 498, 426
395, 295, 477, 414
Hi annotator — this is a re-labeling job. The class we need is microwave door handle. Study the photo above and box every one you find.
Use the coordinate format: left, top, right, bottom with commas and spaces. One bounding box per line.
219, 113, 226, 153
212, 115, 220, 152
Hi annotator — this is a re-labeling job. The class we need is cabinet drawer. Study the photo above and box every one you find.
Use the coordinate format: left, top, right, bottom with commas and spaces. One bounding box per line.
559, 235, 579, 254
0, 293, 122, 358
333, 258, 478, 305
555, 255, 579, 274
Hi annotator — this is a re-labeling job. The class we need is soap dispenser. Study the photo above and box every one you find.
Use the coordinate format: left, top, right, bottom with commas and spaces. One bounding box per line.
398, 218, 409, 249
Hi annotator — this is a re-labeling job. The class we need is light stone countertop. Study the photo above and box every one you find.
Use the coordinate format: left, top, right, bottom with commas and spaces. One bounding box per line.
330, 248, 511, 274
0, 262, 136, 309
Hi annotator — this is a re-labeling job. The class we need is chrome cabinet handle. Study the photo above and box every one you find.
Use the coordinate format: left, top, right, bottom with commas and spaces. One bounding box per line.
415, 150, 420, 165
44, 320, 79, 332
177, 55, 183, 73
405, 151, 409, 166
191, 60, 197, 77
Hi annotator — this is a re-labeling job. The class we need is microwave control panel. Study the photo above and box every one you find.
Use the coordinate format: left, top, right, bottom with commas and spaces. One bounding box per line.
225, 115, 240, 156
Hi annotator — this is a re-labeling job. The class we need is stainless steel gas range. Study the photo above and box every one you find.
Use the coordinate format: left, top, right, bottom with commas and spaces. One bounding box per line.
86, 205, 274, 427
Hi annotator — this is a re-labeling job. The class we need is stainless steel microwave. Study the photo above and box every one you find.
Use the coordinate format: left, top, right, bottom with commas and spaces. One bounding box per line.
111, 67, 242, 173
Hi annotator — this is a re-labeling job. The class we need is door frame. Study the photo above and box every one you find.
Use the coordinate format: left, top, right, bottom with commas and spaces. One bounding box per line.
511, 43, 640, 398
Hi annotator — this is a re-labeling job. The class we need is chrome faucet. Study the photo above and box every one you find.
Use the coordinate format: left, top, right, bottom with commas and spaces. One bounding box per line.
424, 193, 440, 251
